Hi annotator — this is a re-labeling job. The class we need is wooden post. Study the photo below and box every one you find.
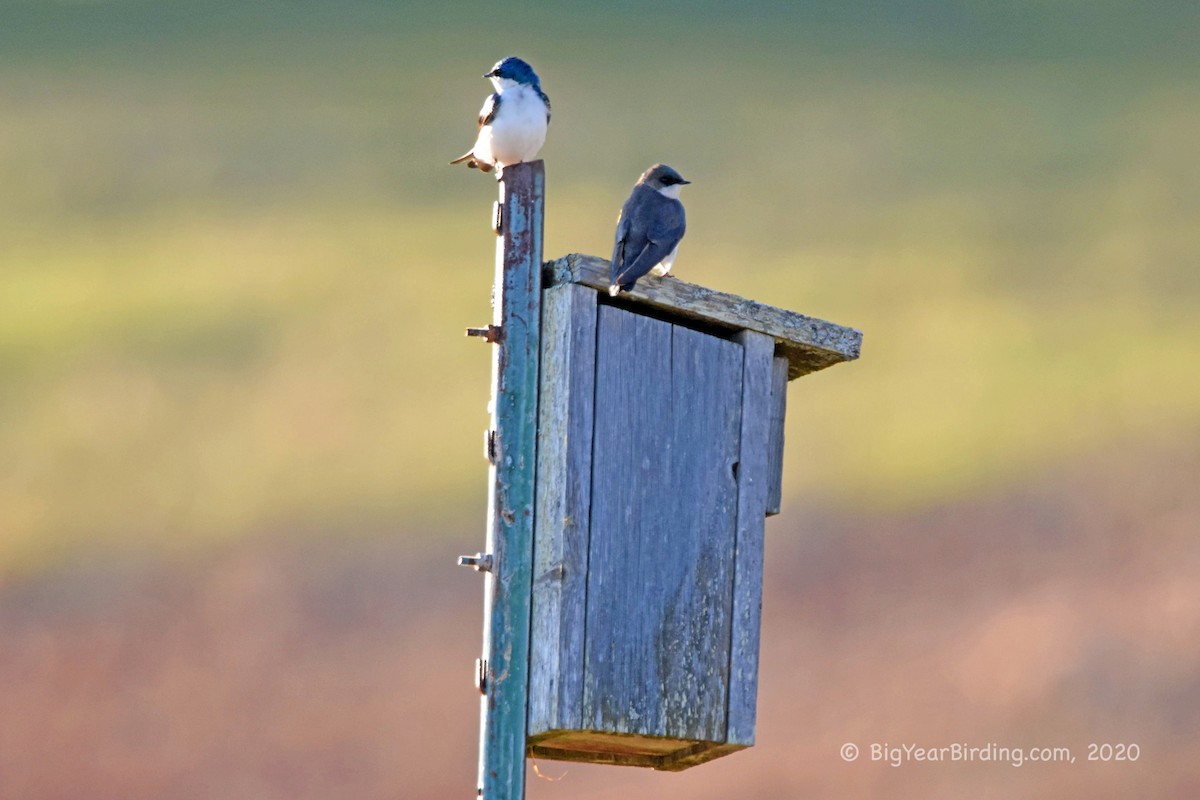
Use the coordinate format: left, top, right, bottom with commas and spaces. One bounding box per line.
475, 161, 544, 800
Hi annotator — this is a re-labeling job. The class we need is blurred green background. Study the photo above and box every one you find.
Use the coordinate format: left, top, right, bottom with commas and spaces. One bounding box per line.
4, 0, 1197, 574
2, 2, 1198, 798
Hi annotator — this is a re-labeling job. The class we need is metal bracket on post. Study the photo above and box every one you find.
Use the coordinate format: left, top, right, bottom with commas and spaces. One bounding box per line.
458, 552, 494, 573
466, 325, 504, 343
471, 160, 544, 800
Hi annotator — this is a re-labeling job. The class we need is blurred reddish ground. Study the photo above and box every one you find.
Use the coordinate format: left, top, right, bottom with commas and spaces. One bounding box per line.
2, 442, 1198, 799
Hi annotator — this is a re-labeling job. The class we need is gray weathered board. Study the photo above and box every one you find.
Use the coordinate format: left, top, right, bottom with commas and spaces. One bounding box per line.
544, 253, 862, 379
528, 263, 859, 770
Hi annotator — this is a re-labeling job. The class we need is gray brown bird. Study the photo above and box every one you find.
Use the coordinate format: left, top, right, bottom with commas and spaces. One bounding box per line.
609, 164, 690, 296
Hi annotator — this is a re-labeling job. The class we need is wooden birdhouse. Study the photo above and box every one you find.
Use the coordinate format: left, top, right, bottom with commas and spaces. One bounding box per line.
460, 164, 862, 796
526, 253, 862, 770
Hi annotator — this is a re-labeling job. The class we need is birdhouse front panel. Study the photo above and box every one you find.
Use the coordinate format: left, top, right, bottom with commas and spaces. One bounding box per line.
528, 283, 775, 770
584, 305, 743, 743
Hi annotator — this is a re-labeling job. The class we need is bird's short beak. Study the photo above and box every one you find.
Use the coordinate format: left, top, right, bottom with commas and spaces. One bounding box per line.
679, 178, 692, 185
484, 70, 498, 78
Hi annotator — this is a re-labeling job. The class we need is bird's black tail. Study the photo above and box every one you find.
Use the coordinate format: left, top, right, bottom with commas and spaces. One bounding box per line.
449, 152, 493, 173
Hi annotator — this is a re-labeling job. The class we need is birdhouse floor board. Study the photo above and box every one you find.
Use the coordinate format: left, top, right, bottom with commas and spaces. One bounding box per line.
527, 730, 746, 771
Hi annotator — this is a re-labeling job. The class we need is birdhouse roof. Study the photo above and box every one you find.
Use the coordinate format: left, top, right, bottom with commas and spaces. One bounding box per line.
544, 254, 862, 379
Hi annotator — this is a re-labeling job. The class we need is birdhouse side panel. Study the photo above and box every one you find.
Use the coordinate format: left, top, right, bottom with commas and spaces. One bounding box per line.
529, 283, 598, 736
583, 305, 744, 743
725, 330, 775, 746
765, 355, 789, 517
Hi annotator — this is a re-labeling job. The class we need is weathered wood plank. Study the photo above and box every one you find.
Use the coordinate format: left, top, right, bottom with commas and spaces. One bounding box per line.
583, 306, 743, 743
765, 355, 789, 517
479, 160, 543, 800
527, 730, 746, 771
545, 253, 862, 379
660, 325, 743, 742
529, 282, 597, 738
584, 306, 674, 738
655, 741, 748, 771
726, 330, 774, 746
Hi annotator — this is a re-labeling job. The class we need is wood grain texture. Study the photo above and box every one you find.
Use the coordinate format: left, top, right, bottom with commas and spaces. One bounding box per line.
725, 331, 774, 746
479, 160, 543, 800
583, 305, 743, 743
545, 253, 862, 379
527, 730, 747, 771
583, 307, 673, 738
765, 355, 789, 517
529, 283, 597, 737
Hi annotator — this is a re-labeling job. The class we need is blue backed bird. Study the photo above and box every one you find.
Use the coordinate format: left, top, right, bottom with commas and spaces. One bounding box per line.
609, 164, 691, 296
450, 57, 550, 174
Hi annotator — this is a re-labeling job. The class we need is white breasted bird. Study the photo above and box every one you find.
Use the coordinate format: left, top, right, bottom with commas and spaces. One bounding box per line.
609, 164, 690, 296
450, 57, 550, 174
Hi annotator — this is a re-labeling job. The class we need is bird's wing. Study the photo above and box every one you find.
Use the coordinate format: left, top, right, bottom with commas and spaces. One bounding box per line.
610, 206, 632, 282
612, 194, 686, 287
538, 89, 552, 124
478, 93, 501, 127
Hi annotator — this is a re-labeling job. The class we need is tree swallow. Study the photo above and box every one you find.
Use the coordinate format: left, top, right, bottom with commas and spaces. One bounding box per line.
609, 164, 690, 296
450, 57, 550, 174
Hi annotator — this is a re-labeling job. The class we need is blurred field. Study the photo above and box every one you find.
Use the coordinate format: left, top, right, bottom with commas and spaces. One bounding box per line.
1, 2, 1199, 797
2, 1, 1198, 572
3, 439, 1196, 798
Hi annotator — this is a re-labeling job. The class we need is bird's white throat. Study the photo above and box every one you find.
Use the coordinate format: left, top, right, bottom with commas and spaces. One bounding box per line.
656, 184, 683, 200
491, 76, 523, 91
